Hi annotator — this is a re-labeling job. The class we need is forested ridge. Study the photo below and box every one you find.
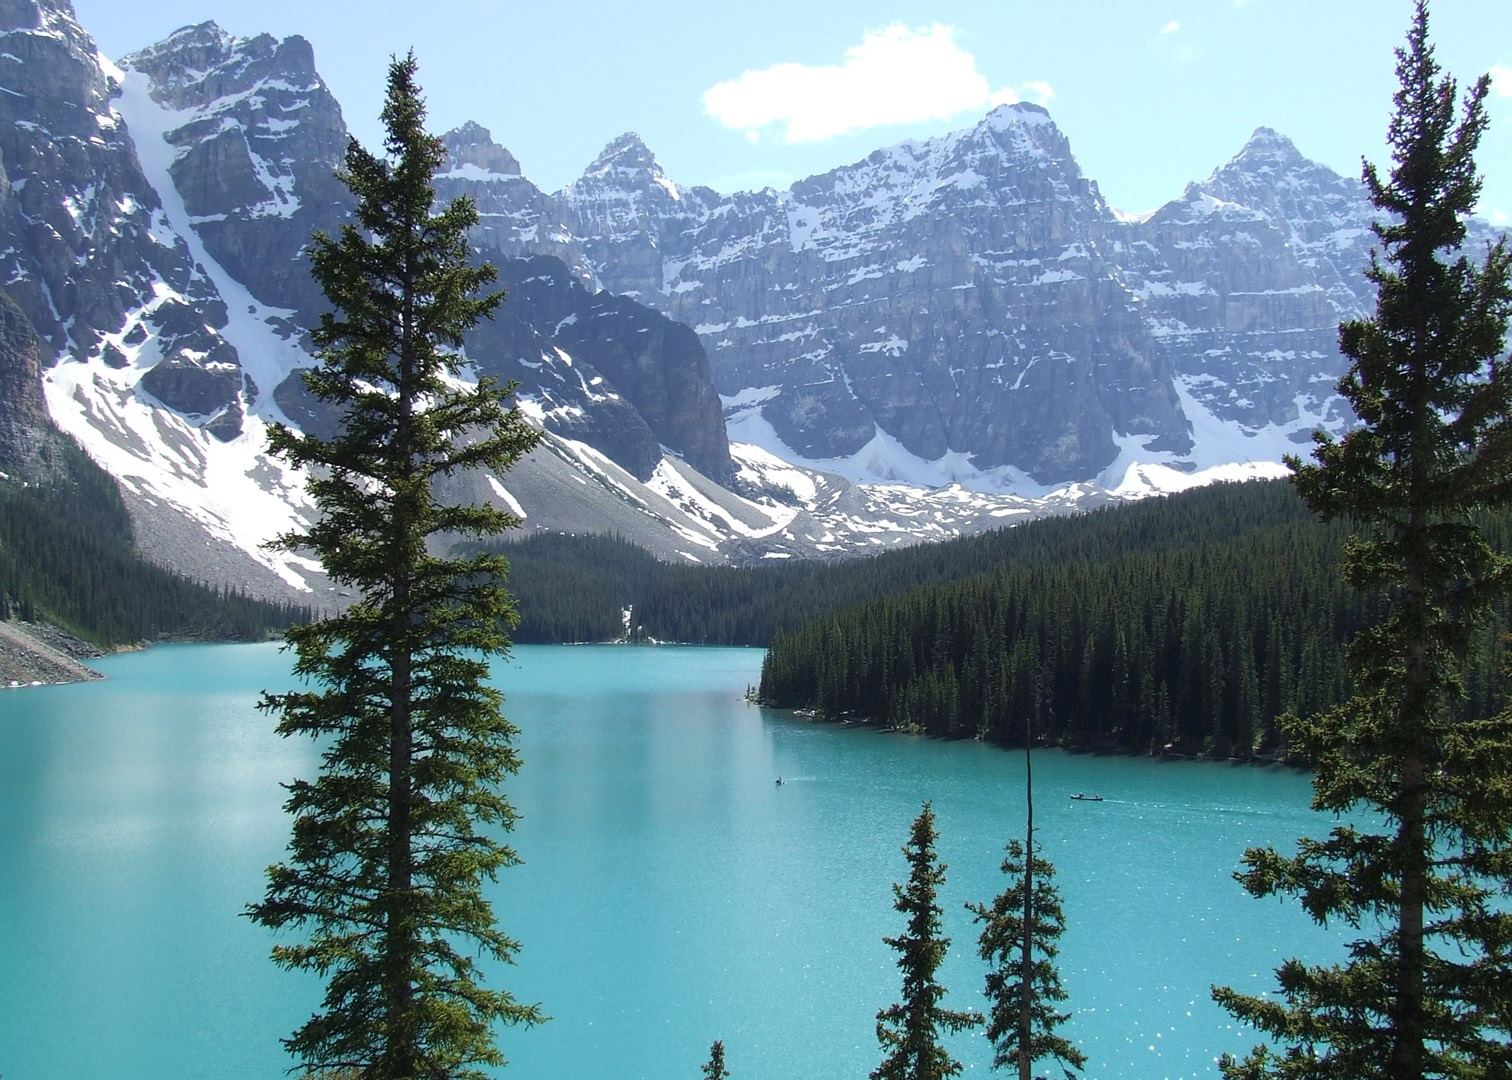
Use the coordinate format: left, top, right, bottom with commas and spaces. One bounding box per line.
499, 480, 1350, 646
756, 479, 1511, 758
0, 438, 311, 647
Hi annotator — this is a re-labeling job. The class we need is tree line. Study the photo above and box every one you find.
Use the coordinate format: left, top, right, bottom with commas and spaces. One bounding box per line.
757, 481, 1510, 757
0, 434, 310, 646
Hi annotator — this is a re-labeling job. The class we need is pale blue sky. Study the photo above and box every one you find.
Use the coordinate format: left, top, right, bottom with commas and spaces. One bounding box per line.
73, 0, 1512, 223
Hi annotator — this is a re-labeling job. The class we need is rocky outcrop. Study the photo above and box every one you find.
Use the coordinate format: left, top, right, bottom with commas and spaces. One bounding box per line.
121, 21, 350, 318
0, 0, 236, 385
0, 619, 104, 687
436, 122, 588, 280
115, 30, 734, 481
0, 291, 68, 481
469, 256, 732, 482
1115, 129, 1373, 440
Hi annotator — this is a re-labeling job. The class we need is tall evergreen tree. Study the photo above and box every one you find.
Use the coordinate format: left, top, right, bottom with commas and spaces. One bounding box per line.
873, 802, 982, 1080
1213, 4, 1512, 1077
969, 731, 1083, 1078
701, 1039, 730, 1079
247, 54, 543, 1078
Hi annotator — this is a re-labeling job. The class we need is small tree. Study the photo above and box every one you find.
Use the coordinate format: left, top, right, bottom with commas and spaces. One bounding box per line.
969, 730, 1082, 1078
701, 1039, 730, 1079
1212, 4, 1512, 1077
873, 802, 982, 1080
248, 54, 543, 1078
970, 842, 1082, 1078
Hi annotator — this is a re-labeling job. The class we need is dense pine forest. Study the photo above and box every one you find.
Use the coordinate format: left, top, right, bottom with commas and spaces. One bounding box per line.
500, 483, 1341, 645
756, 479, 1510, 758
0, 438, 311, 647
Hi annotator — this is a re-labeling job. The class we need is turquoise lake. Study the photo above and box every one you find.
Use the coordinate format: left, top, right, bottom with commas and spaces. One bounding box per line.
0, 643, 1347, 1079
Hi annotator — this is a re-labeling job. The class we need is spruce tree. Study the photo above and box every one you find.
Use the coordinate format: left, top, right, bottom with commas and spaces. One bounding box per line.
701, 1039, 730, 1079
969, 842, 1082, 1078
1212, 4, 1512, 1077
873, 802, 982, 1080
247, 54, 543, 1078
969, 732, 1082, 1078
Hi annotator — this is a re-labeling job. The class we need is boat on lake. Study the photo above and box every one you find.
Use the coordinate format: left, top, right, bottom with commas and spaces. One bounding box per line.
1070, 792, 1104, 802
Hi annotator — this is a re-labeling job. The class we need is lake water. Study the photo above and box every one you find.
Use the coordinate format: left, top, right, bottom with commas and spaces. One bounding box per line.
0, 643, 1345, 1079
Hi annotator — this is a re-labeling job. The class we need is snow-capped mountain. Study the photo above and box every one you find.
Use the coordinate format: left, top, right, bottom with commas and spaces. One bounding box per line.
0, 5, 764, 599
4, 1, 1504, 602
556, 107, 1188, 485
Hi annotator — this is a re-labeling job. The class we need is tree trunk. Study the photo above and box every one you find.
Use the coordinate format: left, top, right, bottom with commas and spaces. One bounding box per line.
386, 635, 414, 1077
1021, 722, 1034, 1080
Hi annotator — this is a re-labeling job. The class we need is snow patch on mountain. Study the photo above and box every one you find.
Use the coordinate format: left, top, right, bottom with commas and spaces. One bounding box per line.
45, 68, 325, 589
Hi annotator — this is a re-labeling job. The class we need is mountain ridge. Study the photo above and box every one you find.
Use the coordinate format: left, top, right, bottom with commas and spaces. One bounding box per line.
3, 0, 1506, 603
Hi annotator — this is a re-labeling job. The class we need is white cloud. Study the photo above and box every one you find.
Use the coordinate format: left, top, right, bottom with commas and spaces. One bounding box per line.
703, 24, 1039, 144
1491, 66, 1512, 97
1492, 209, 1509, 226
1152, 20, 1198, 66
1021, 80, 1055, 105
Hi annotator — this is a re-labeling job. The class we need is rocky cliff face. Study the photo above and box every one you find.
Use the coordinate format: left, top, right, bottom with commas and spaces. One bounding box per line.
1116, 128, 1373, 450
555, 107, 1190, 484
0, 0, 244, 438
0, 290, 66, 482
539, 114, 1502, 486
118, 26, 732, 480
436, 121, 590, 282
0, 6, 745, 599
121, 21, 350, 318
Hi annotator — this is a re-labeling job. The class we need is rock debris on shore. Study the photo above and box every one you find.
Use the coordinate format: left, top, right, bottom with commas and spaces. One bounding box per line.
0, 621, 105, 688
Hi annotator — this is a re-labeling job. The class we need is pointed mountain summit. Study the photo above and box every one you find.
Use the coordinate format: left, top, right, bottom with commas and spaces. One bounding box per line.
1201, 126, 1360, 215
561, 130, 701, 300
1232, 126, 1306, 164
580, 131, 664, 181
565, 131, 689, 229
441, 121, 522, 179
121, 20, 235, 84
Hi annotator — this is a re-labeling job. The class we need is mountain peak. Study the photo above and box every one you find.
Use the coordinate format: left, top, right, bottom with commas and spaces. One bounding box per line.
586, 131, 657, 174
165, 19, 230, 46
574, 131, 682, 202
1233, 126, 1305, 166
983, 100, 1055, 127
441, 122, 521, 178
123, 20, 237, 76
968, 99, 1072, 166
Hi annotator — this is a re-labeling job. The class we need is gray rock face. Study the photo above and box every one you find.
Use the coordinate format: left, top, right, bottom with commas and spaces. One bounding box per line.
9, 2, 1511, 599
116, 28, 732, 479
435, 122, 590, 282
121, 21, 350, 317
554, 107, 1191, 482
0, 290, 67, 481
1115, 128, 1376, 440
0, 0, 237, 408
535, 114, 1501, 482
468, 256, 732, 482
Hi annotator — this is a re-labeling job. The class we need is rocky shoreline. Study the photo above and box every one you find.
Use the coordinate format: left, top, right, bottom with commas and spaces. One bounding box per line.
0, 620, 106, 689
